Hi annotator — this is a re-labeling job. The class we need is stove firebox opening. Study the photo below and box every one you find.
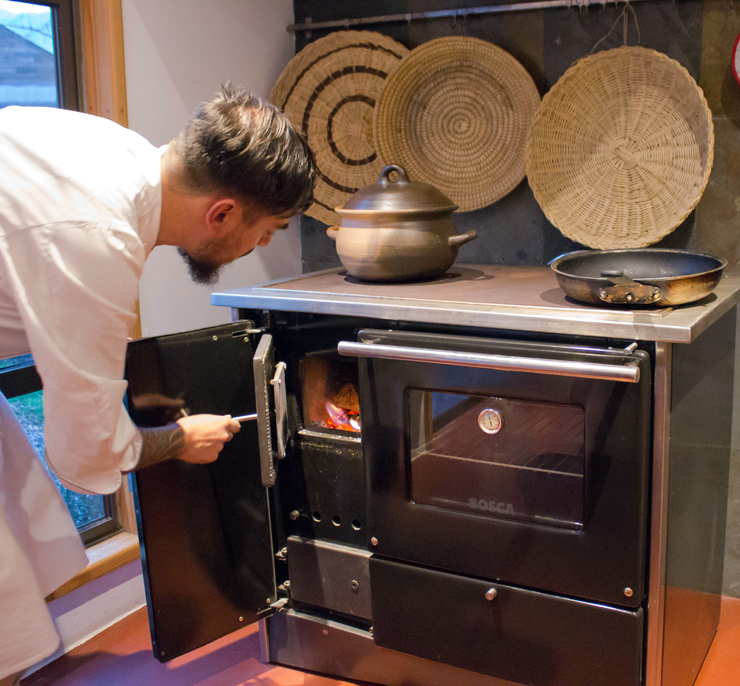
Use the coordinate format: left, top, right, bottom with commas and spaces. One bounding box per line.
300, 357, 361, 434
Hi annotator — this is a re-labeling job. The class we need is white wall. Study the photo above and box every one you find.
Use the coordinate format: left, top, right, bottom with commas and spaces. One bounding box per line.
122, 0, 300, 337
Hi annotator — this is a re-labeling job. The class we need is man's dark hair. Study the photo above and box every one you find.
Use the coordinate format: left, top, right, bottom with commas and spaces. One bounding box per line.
174, 83, 315, 217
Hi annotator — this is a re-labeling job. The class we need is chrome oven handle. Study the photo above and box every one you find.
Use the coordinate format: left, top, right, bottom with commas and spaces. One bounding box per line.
337, 341, 640, 383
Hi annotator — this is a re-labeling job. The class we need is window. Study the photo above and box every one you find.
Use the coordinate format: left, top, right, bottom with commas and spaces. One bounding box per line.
0, 1, 120, 547
0, 0, 79, 110
0, 355, 121, 545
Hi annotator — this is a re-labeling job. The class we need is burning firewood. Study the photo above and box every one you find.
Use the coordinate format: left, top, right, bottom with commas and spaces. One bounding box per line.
332, 382, 360, 413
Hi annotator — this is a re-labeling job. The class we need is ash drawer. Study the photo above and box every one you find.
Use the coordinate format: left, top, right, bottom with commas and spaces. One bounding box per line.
370, 557, 643, 686
287, 536, 372, 620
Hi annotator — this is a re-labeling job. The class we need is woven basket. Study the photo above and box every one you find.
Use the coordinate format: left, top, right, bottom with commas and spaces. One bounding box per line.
373, 36, 541, 212
270, 31, 409, 226
525, 46, 714, 249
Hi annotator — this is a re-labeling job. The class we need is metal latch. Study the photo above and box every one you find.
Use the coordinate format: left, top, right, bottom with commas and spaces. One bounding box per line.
254, 335, 277, 487
270, 597, 288, 611
271, 361, 288, 460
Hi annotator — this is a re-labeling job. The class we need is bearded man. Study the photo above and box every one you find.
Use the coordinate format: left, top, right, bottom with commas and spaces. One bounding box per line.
0, 84, 315, 684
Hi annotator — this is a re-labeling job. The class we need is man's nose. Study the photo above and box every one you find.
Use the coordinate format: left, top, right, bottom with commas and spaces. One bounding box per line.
258, 234, 272, 247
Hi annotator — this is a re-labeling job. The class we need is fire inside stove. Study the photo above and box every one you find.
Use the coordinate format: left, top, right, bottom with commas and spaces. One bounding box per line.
301, 358, 361, 433
325, 391, 361, 432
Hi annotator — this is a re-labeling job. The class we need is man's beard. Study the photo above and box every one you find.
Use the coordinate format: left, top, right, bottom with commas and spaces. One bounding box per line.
177, 247, 223, 285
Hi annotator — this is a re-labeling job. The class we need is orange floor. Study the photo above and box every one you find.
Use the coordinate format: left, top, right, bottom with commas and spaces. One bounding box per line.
22, 596, 740, 686
694, 596, 740, 686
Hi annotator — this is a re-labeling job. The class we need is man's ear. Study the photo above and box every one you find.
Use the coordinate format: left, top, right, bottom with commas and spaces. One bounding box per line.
204, 198, 239, 235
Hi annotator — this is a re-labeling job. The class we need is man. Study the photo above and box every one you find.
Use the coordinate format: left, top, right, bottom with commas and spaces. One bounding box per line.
0, 84, 315, 684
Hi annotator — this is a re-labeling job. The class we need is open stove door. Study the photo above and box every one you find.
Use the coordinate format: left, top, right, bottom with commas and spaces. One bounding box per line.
125, 321, 280, 662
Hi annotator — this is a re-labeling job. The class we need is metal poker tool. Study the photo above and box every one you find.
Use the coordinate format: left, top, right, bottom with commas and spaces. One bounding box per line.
179, 408, 257, 423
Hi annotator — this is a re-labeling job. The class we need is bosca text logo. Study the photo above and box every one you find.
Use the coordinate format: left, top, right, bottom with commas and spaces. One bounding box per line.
469, 498, 515, 515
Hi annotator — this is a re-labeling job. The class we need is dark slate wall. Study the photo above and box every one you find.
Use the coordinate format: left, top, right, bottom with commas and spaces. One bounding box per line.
290, 0, 740, 598
292, 0, 727, 273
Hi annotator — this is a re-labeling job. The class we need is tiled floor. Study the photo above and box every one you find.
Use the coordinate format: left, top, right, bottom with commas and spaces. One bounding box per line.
22, 596, 740, 686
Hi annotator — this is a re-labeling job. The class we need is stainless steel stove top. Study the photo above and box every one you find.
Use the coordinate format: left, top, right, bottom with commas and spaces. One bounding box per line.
212, 264, 740, 343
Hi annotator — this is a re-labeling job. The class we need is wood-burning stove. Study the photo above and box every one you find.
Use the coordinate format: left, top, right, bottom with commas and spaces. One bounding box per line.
125, 264, 740, 686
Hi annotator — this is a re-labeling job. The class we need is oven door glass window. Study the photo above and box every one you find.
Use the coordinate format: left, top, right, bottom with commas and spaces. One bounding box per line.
407, 390, 585, 530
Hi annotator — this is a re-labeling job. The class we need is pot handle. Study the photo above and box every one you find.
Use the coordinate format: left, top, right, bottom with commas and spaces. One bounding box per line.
326, 226, 339, 241
448, 230, 478, 248
379, 165, 410, 185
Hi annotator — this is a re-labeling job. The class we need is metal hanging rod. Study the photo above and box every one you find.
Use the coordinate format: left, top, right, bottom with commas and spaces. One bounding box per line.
287, 0, 649, 33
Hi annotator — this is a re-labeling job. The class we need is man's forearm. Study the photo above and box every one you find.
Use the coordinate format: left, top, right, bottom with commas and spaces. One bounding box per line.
131, 423, 186, 471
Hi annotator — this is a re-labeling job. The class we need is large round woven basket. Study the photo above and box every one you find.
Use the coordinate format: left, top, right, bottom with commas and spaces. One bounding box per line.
525, 46, 714, 249
373, 36, 541, 212
270, 31, 409, 226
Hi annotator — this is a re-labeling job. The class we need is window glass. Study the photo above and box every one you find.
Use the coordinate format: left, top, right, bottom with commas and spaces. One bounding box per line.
0, 0, 58, 109
407, 390, 585, 530
0, 356, 107, 530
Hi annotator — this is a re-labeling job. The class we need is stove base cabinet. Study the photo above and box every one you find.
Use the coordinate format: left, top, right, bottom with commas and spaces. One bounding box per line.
265, 604, 640, 686
125, 303, 737, 686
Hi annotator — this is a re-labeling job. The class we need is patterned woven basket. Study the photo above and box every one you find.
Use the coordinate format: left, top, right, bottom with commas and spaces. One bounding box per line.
373, 36, 541, 212
525, 46, 714, 249
270, 31, 409, 226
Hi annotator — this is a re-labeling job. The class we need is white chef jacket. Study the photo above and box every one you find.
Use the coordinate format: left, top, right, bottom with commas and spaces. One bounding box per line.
0, 106, 163, 677
0, 106, 163, 494
0, 390, 88, 677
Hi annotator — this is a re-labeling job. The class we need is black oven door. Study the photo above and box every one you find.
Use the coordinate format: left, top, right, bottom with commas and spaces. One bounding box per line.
349, 329, 651, 609
125, 322, 280, 662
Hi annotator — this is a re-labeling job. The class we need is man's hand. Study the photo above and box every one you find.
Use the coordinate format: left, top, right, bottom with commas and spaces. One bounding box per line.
176, 414, 241, 464
133, 414, 240, 471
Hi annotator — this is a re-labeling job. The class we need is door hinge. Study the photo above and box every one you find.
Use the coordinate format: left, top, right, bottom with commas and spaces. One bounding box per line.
257, 596, 288, 621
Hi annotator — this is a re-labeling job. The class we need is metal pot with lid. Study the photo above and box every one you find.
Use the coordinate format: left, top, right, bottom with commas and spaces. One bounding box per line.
327, 164, 477, 282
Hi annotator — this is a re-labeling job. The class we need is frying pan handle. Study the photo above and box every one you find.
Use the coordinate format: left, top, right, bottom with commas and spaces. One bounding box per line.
601, 269, 628, 282
599, 270, 663, 305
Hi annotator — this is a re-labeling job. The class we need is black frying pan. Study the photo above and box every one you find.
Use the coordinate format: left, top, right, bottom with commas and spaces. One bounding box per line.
550, 249, 727, 307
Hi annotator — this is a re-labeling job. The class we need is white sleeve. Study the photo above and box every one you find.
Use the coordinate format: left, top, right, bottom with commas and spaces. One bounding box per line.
0, 221, 146, 495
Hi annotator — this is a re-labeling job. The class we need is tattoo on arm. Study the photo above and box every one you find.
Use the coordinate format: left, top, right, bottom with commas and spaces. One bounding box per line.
132, 423, 186, 471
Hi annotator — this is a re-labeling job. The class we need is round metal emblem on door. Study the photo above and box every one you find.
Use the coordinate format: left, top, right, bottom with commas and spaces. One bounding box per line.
478, 408, 503, 434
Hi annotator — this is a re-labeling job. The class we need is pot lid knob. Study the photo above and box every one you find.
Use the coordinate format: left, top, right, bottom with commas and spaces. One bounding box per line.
379, 164, 411, 185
